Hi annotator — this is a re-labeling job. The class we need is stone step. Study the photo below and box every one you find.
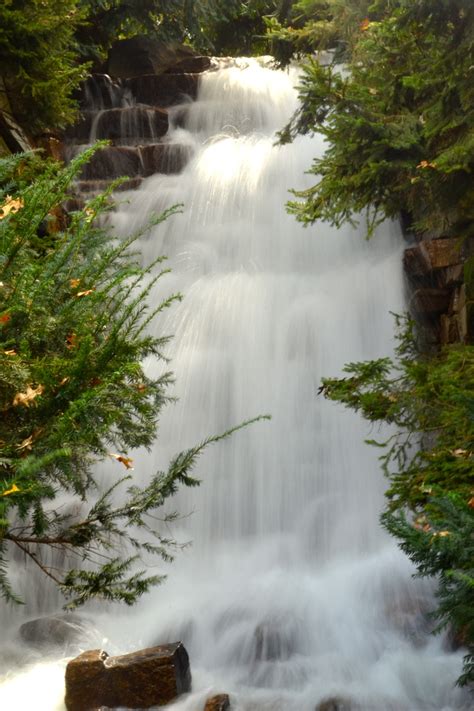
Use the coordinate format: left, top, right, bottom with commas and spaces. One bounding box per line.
125, 73, 200, 107
74, 74, 126, 111
79, 143, 193, 181
65, 106, 169, 144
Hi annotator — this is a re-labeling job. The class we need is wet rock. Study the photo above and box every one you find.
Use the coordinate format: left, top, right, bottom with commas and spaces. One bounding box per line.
89, 107, 169, 143
437, 263, 464, 288
19, 614, 91, 650
138, 143, 192, 177
65, 642, 191, 711
404, 238, 462, 277
253, 617, 297, 662
167, 56, 211, 74
80, 146, 142, 180
410, 287, 451, 315
316, 696, 353, 711
64, 111, 95, 144
204, 694, 231, 711
74, 177, 143, 194
107, 37, 207, 80
126, 74, 200, 107
76, 74, 125, 111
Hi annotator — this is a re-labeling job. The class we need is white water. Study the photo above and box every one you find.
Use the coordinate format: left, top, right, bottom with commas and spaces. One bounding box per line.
0, 59, 468, 710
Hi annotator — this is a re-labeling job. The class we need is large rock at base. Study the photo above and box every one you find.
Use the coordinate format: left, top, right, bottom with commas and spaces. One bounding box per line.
19, 614, 92, 650
65, 642, 191, 711
107, 37, 210, 79
204, 694, 230, 711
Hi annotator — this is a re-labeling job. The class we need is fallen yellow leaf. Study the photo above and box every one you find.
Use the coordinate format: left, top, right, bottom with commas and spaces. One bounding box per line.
13, 384, 45, 407
16, 434, 34, 451
109, 453, 134, 470
76, 289, 95, 297
70, 278, 81, 289
0, 196, 24, 219
2, 483, 20, 496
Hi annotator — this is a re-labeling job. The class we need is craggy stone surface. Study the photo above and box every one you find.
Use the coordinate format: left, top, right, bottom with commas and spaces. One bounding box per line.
204, 694, 231, 710
66, 107, 169, 144
65, 642, 191, 710
126, 73, 200, 107
403, 235, 474, 343
404, 238, 462, 277
107, 37, 209, 79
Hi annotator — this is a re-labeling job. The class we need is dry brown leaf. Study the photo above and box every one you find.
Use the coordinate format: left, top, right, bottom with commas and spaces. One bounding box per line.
70, 278, 81, 289
66, 333, 77, 350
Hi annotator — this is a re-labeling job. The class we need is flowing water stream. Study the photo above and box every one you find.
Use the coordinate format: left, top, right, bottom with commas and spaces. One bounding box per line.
0, 58, 469, 710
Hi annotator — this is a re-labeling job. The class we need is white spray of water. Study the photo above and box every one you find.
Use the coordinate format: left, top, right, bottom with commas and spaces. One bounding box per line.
0, 59, 468, 710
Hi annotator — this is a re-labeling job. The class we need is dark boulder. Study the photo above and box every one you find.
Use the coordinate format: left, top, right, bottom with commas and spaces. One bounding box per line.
66, 107, 169, 145
404, 238, 463, 278
252, 616, 297, 662
204, 694, 231, 710
76, 74, 124, 112
19, 614, 91, 650
410, 287, 451, 316
167, 56, 211, 75
107, 37, 209, 79
316, 697, 353, 711
138, 143, 192, 177
126, 74, 200, 108
65, 642, 191, 711
95, 107, 169, 143
79, 146, 142, 181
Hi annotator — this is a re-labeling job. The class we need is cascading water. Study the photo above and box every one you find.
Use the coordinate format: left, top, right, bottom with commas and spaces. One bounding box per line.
0, 59, 469, 710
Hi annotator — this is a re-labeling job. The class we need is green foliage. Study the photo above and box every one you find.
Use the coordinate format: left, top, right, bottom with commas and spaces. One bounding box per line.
265, 0, 374, 66
203, 1, 280, 56
279, 0, 474, 239
0, 1, 89, 132
320, 317, 474, 684
0, 150, 268, 607
76, 1, 276, 58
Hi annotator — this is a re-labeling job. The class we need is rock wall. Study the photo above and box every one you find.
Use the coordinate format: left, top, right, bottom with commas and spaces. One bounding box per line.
403, 235, 474, 344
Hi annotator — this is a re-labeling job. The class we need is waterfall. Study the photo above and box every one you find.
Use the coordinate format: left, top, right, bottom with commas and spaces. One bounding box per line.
0, 59, 468, 710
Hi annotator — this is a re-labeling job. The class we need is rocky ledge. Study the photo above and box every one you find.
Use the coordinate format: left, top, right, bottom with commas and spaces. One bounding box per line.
403, 235, 474, 343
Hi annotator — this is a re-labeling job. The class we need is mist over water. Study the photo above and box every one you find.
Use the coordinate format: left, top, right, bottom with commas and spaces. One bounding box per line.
0, 59, 468, 710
